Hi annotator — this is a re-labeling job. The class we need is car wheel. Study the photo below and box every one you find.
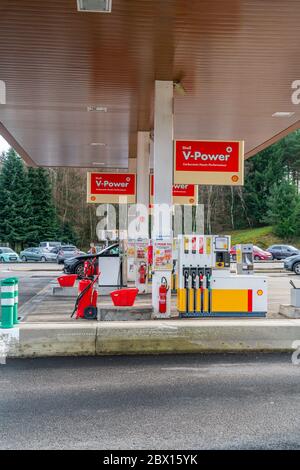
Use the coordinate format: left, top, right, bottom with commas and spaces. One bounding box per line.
293, 262, 300, 275
21, 256, 27, 262
254, 255, 260, 261
75, 263, 85, 278
40, 256, 47, 262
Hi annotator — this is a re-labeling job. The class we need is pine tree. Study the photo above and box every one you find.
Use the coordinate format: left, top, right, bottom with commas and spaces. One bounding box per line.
26, 167, 60, 244
241, 143, 286, 227
265, 179, 299, 239
0, 148, 30, 249
59, 221, 79, 245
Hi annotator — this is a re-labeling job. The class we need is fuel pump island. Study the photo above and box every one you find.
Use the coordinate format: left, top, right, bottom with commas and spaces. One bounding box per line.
128, 235, 267, 319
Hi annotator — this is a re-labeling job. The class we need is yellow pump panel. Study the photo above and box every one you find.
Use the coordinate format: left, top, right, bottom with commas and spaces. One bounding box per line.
211, 289, 249, 312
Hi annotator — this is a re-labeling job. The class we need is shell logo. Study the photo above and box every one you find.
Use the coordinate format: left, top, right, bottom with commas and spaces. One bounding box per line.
231, 175, 239, 182
189, 198, 194, 203
91, 196, 96, 202
257, 289, 263, 296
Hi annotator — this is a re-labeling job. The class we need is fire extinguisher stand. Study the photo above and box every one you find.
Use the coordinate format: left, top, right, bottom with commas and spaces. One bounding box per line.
134, 239, 149, 294
136, 261, 148, 294
151, 239, 173, 319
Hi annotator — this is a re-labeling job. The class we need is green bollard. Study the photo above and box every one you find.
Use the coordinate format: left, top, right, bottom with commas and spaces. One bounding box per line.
0, 278, 15, 329
10, 277, 19, 324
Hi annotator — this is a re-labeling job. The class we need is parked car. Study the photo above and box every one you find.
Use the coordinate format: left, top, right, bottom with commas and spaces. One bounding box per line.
284, 254, 300, 274
0, 247, 20, 263
52, 245, 84, 264
39, 241, 61, 252
63, 243, 119, 277
20, 247, 58, 262
267, 244, 299, 260
230, 245, 272, 261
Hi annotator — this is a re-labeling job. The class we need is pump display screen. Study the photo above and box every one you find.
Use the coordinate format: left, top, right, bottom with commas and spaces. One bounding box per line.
215, 237, 229, 251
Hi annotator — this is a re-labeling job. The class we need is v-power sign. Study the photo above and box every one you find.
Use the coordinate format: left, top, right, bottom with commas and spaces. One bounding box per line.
174, 140, 244, 186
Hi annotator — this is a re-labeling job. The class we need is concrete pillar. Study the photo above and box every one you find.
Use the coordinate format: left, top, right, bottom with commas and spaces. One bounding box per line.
152, 81, 173, 238
152, 81, 174, 317
133, 132, 150, 291
137, 131, 150, 208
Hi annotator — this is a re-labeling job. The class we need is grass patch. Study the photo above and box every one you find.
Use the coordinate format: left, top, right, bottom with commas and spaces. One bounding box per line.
223, 226, 286, 249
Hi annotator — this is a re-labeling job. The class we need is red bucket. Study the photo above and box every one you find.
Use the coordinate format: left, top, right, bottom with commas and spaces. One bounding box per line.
57, 274, 77, 288
110, 288, 138, 307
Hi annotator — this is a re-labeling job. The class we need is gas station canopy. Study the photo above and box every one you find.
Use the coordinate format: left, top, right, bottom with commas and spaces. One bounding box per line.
1, 0, 300, 168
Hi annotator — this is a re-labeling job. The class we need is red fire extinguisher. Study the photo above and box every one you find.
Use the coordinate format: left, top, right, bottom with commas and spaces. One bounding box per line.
84, 257, 98, 278
159, 276, 169, 314
138, 263, 147, 284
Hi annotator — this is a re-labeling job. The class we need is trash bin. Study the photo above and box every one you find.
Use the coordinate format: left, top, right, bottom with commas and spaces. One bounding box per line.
110, 288, 138, 307
291, 288, 300, 307
57, 274, 77, 287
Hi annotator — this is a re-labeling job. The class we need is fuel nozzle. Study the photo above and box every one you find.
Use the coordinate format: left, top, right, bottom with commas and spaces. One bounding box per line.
183, 267, 190, 288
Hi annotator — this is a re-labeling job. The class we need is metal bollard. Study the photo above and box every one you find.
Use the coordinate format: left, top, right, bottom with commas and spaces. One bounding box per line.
0, 278, 15, 329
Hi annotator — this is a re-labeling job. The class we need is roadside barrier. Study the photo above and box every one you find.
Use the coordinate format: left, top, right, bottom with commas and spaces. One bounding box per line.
0, 278, 19, 329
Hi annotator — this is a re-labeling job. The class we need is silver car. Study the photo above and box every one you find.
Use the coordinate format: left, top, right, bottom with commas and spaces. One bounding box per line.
20, 247, 58, 262
53, 245, 84, 264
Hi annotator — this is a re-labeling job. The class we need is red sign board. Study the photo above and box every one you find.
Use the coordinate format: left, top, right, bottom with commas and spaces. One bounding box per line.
87, 172, 136, 203
150, 175, 197, 205
174, 140, 244, 185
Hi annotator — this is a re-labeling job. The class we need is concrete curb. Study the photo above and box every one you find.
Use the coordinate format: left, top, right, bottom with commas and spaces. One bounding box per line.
96, 319, 300, 354
6, 323, 97, 357
3, 319, 300, 358
279, 304, 300, 319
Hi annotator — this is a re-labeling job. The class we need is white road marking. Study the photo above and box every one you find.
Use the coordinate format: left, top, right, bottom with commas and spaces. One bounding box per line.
161, 367, 206, 371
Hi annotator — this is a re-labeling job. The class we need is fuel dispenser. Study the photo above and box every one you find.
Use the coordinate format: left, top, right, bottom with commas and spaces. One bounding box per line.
177, 234, 267, 317
236, 244, 254, 275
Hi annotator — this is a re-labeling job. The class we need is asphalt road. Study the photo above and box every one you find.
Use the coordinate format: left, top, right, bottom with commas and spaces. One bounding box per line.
0, 354, 300, 450
0, 263, 61, 307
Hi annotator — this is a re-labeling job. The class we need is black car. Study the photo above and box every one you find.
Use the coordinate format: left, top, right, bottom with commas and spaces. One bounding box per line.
266, 244, 299, 260
284, 254, 300, 274
63, 243, 119, 277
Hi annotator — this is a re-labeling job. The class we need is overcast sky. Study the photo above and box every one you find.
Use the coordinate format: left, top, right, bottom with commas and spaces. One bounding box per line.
0, 135, 10, 153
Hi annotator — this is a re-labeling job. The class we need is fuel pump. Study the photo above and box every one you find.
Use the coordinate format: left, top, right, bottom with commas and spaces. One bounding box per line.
177, 234, 267, 318
205, 268, 212, 314
236, 244, 253, 275
182, 267, 190, 313
199, 268, 204, 314
190, 268, 197, 313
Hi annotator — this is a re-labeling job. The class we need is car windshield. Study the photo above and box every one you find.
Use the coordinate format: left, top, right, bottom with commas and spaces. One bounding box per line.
0, 248, 14, 253
107, 246, 119, 255
254, 246, 264, 252
288, 246, 298, 251
61, 247, 76, 251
